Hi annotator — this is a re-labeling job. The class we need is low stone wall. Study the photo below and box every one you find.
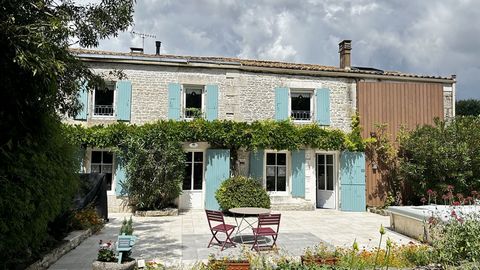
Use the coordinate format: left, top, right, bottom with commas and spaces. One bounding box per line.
135, 208, 179, 216
92, 260, 136, 270
26, 229, 93, 270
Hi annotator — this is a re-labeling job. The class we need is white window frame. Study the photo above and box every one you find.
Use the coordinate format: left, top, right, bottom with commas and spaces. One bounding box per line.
182, 85, 205, 120
92, 81, 117, 119
316, 153, 336, 191
264, 150, 289, 196
183, 150, 205, 191
88, 148, 115, 195
289, 89, 314, 123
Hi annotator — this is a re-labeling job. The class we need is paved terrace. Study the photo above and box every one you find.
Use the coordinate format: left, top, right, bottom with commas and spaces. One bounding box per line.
49, 210, 415, 270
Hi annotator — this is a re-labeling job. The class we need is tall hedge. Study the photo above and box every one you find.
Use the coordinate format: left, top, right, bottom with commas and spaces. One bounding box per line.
398, 116, 480, 199
215, 176, 271, 211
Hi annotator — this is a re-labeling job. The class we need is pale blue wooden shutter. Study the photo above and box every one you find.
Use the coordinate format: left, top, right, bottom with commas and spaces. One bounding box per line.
340, 152, 366, 212
275, 87, 289, 120
249, 150, 264, 181
291, 150, 306, 198
205, 149, 230, 210
316, 88, 330, 125
115, 156, 127, 196
116, 80, 132, 121
168, 83, 181, 120
74, 81, 88, 120
206, 85, 218, 121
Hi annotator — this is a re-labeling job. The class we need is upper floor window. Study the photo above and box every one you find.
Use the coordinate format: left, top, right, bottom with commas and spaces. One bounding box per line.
91, 150, 113, 190
184, 86, 204, 119
183, 151, 204, 190
290, 91, 313, 121
93, 82, 115, 117
266, 152, 287, 192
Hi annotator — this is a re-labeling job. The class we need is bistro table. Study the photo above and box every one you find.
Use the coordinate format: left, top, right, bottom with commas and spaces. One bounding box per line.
229, 207, 270, 243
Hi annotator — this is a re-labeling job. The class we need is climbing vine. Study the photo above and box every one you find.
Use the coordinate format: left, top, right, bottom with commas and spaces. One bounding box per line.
63, 117, 365, 152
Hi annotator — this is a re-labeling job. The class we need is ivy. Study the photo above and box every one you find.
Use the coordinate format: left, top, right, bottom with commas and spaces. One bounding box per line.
63, 118, 365, 152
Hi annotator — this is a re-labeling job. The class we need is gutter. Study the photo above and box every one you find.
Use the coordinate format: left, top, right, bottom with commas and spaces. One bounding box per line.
78, 54, 455, 84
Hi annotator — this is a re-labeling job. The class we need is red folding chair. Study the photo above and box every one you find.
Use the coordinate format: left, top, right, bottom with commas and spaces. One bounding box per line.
205, 210, 237, 251
251, 213, 281, 251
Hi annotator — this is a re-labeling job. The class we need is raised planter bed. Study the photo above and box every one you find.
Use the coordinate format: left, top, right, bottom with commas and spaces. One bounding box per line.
301, 255, 338, 266
135, 208, 178, 217
209, 260, 250, 270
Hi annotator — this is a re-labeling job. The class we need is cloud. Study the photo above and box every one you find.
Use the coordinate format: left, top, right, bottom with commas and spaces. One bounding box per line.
88, 0, 480, 99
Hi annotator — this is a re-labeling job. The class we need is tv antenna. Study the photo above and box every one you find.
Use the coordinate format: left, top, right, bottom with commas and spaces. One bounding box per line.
131, 31, 157, 51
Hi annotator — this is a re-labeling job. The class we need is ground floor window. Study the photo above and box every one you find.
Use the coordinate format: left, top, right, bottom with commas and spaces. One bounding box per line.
266, 152, 287, 192
317, 154, 334, 191
184, 151, 203, 190
90, 150, 113, 190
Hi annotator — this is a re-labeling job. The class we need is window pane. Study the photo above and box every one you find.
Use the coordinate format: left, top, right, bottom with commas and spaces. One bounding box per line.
318, 165, 325, 190
185, 152, 192, 162
194, 152, 203, 162
266, 166, 275, 177
92, 151, 102, 163
266, 153, 276, 165
186, 89, 202, 109
105, 173, 112, 190
277, 166, 286, 177
103, 152, 113, 164
277, 176, 286, 191
318, 154, 325, 166
291, 94, 310, 111
95, 88, 114, 106
266, 176, 276, 191
327, 165, 334, 191
91, 165, 100, 173
102, 165, 112, 173
326, 155, 334, 165
277, 153, 286, 165
193, 163, 203, 190
183, 163, 192, 190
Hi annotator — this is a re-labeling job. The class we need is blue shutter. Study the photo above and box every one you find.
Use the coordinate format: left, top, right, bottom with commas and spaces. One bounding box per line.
340, 152, 366, 212
275, 87, 289, 120
116, 80, 132, 121
206, 85, 218, 121
205, 149, 230, 210
168, 83, 181, 120
115, 156, 127, 196
249, 150, 264, 181
291, 150, 306, 198
74, 81, 88, 120
316, 88, 330, 125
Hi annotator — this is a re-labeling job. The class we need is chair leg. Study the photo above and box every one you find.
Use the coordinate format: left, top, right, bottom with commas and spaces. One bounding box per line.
270, 234, 278, 249
208, 231, 220, 248
251, 234, 259, 251
221, 229, 236, 251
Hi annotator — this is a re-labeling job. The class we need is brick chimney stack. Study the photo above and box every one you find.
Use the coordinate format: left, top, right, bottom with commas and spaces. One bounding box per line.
339, 40, 352, 70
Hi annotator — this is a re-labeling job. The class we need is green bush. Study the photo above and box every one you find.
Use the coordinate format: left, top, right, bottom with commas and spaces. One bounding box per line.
120, 216, 134, 235
215, 176, 270, 211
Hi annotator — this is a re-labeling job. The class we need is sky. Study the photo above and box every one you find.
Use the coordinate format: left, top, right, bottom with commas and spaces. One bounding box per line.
87, 0, 480, 100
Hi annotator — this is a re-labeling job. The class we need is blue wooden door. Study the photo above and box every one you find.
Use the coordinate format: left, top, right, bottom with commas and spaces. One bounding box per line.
205, 149, 230, 210
340, 152, 366, 212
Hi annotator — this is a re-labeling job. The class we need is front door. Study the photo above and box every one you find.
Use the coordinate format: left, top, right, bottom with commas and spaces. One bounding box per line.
316, 154, 336, 209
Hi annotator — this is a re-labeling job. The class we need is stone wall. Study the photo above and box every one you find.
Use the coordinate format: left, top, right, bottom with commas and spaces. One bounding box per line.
443, 84, 454, 120
70, 62, 355, 132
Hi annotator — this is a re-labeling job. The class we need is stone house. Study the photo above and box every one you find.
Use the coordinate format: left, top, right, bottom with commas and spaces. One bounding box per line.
69, 40, 455, 212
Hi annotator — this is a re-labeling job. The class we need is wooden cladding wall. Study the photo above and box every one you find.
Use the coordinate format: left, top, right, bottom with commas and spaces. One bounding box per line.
357, 82, 444, 206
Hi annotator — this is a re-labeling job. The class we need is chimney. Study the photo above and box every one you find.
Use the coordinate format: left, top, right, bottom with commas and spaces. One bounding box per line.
339, 40, 352, 69
155, 41, 161, 55
130, 47, 143, 54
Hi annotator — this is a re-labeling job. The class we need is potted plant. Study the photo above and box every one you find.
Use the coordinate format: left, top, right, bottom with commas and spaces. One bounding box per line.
207, 254, 250, 270
92, 240, 136, 270
300, 244, 339, 266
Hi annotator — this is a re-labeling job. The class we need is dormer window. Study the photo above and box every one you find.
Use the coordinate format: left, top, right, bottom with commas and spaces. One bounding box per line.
93, 82, 115, 117
290, 91, 313, 121
184, 86, 204, 119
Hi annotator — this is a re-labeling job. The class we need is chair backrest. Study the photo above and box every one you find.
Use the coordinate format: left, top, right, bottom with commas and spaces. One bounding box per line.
257, 213, 281, 231
205, 209, 225, 229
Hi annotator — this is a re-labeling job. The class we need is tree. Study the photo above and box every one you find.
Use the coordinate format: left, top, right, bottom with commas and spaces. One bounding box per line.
0, 0, 135, 267
456, 99, 480, 116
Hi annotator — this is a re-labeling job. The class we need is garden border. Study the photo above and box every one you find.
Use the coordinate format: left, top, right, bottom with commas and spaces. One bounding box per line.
26, 228, 93, 270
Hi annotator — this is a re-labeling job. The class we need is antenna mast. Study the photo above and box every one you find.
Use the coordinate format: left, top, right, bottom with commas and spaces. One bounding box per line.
131, 31, 157, 51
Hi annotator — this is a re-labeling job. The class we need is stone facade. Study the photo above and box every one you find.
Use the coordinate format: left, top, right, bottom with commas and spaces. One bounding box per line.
70, 62, 355, 133
443, 84, 455, 120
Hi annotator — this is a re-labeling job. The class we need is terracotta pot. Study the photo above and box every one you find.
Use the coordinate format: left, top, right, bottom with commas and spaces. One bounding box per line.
301, 255, 338, 266
210, 260, 250, 270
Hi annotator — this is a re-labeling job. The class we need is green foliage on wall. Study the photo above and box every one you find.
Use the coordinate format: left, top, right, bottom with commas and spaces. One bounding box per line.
63, 118, 365, 152
398, 116, 480, 200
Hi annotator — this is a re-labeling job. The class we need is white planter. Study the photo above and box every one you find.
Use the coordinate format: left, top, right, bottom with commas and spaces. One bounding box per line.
92, 260, 136, 270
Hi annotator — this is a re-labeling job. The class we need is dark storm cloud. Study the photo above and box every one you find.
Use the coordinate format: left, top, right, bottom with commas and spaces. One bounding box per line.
90, 0, 480, 99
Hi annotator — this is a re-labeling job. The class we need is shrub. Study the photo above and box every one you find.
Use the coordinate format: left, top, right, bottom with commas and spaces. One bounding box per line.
215, 176, 270, 211
120, 216, 134, 235
71, 207, 104, 232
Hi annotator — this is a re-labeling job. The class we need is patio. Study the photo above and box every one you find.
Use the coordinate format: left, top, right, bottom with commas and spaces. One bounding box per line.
49, 210, 415, 269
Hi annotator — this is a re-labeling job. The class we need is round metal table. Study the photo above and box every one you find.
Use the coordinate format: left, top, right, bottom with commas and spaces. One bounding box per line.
229, 207, 270, 243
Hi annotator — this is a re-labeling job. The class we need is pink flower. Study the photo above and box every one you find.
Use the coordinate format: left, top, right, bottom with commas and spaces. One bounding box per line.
420, 197, 427, 204
427, 189, 434, 195
471, 190, 478, 196
451, 210, 457, 217
453, 201, 461, 206
447, 185, 454, 192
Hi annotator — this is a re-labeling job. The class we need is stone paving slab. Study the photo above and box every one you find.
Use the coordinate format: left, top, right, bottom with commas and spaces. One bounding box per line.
48, 210, 415, 270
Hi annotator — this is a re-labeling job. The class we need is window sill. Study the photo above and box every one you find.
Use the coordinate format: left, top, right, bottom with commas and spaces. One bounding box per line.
91, 115, 116, 119
293, 120, 313, 124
